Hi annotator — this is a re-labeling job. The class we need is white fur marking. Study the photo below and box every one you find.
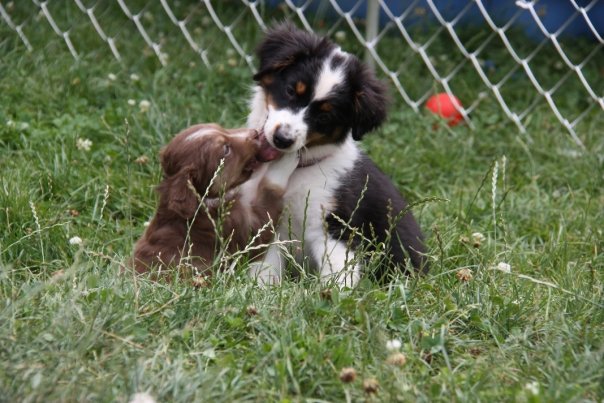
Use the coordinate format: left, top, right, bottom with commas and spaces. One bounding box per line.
247, 86, 268, 129
313, 58, 345, 101
264, 105, 308, 151
185, 128, 214, 142
187, 128, 254, 142
226, 130, 253, 139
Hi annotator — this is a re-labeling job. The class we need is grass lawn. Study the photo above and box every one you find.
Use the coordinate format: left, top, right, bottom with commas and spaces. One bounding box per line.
1, 2, 603, 402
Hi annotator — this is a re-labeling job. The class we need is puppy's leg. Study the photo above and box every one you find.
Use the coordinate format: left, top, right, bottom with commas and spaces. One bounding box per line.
262, 151, 299, 189
308, 231, 361, 288
248, 242, 284, 286
239, 163, 268, 209
247, 153, 298, 286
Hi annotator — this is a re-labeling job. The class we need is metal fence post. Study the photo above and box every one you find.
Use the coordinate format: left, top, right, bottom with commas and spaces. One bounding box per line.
365, 0, 379, 70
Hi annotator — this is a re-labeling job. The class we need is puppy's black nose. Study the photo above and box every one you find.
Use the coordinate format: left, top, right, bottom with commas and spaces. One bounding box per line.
273, 129, 295, 149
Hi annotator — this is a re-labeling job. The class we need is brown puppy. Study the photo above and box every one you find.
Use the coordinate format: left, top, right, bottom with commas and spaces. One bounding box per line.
133, 123, 297, 281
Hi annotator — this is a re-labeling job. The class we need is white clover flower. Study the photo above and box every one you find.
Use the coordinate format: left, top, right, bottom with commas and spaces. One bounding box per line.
143, 221, 151, 227
471, 232, 486, 243
19, 122, 29, 131
128, 99, 136, 106
524, 381, 539, 395
76, 138, 93, 151
108, 73, 117, 81
496, 262, 511, 273
335, 30, 346, 42
129, 392, 156, 403
139, 100, 151, 113
130, 73, 140, 82
6, 119, 15, 128
386, 339, 402, 351
69, 236, 83, 245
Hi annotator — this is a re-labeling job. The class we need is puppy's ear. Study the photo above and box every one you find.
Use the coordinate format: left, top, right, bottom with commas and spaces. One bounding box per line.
253, 23, 333, 82
166, 166, 199, 219
348, 60, 389, 140
160, 140, 181, 177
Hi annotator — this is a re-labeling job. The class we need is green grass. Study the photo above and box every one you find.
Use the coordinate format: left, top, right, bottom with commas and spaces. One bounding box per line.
1, 3, 603, 402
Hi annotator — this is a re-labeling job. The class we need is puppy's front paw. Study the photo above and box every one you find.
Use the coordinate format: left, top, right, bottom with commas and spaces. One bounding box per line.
321, 268, 361, 289
248, 261, 281, 287
264, 152, 300, 188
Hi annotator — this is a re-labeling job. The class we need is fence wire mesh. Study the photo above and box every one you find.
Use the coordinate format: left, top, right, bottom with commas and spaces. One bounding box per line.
1, 0, 602, 148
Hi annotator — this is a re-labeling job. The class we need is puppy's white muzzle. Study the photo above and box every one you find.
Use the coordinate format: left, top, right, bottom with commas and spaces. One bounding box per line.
263, 106, 308, 152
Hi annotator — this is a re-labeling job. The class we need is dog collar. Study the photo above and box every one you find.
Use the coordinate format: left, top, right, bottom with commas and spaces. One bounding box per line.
297, 155, 329, 168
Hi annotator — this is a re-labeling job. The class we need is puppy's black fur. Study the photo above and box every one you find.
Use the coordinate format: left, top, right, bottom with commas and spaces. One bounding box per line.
326, 154, 427, 275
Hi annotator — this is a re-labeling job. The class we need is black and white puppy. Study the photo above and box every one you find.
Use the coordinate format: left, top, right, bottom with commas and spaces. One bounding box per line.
247, 24, 428, 287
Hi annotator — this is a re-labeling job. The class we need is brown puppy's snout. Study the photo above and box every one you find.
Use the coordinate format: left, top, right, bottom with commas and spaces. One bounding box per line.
226, 128, 259, 142
226, 128, 262, 168
243, 129, 261, 146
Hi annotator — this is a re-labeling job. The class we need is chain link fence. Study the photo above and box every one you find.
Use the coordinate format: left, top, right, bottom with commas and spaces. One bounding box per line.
1, 0, 602, 148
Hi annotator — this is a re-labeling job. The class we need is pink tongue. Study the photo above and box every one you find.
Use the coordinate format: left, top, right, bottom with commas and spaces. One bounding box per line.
257, 133, 283, 162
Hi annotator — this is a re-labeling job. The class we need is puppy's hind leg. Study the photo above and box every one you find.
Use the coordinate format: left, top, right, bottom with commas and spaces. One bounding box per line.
308, 231, 361, 288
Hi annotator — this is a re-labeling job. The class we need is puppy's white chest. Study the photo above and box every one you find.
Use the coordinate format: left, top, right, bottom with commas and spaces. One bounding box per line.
283, 166, 336, 237
280, 140, 359, 239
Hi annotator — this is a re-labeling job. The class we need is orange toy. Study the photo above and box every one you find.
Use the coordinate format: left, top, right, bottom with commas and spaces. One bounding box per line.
425, 93, 464, 126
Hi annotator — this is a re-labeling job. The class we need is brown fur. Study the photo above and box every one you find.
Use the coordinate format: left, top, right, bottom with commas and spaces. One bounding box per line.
319, 102, 333, 112
133, 124, 285, 277
295, 81, 307, 95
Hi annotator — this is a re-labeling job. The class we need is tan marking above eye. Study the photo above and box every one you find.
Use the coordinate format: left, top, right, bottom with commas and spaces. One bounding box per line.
296, 81, 307, 95
320, 102, 333, 112
261, 74, 274, 86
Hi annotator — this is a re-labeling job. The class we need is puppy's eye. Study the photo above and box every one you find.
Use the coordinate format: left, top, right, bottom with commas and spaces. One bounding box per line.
285, 85, 296, 98
317, 113, 330, 124
223, 144, 231, 156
